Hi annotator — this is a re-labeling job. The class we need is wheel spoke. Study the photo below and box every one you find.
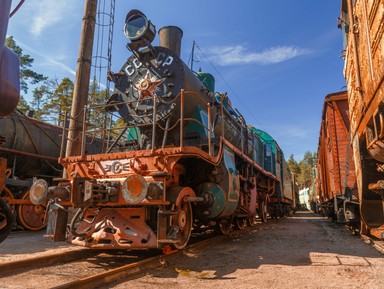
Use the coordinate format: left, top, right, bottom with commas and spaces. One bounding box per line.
0, 197, 14, 243
173, 201, 192, 250
17, 191, 46, 231
234, 218, 246, 230
218, 217, 232, 235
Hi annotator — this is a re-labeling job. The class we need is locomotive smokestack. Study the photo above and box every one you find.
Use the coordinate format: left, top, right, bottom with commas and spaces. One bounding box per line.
158, 26, 183, 57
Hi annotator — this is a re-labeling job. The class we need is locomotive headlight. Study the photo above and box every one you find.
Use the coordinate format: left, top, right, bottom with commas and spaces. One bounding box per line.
124, 9, 156, 50
122, 174, 148, 204
30, 179, 48, 205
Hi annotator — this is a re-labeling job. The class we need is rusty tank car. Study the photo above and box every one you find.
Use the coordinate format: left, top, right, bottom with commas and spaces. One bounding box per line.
0, 111, 65, 232
315, 91, 358, 227
340, 0, 384, 238
0, 0, 21, 243
0, 110, 102, 233
30, 10, 294, 249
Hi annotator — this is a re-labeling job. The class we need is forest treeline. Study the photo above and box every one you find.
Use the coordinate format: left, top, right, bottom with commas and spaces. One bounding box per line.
6, 36, 107, 126
287, 151, 316, 189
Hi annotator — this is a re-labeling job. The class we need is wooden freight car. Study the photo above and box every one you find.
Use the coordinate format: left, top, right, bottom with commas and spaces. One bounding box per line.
340, 0, 384, 237
316, 91, 358, 227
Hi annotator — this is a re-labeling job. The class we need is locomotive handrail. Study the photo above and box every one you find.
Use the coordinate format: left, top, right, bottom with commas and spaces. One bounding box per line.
78, 89, 218, 156
180, 90, 184, 149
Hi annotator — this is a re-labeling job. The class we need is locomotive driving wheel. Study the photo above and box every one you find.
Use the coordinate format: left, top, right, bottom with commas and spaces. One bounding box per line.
0, 197, 14, 243
217, 217, 232, 235
234, 217, 246, 230
258, 199, 268, 223
17, 191, 46, 231
172, 199, 193, 250
1, 186, 15, 210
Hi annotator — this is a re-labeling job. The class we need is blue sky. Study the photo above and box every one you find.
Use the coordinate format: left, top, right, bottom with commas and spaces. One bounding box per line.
7, 0, 346, 161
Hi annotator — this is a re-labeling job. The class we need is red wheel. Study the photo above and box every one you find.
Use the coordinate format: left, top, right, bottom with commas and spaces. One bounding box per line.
217, 217, 232, 235
258, 200, 268, 223
234, 218, 246, 230
172, 200, 193, 250
0, 197, 14, 243
17, 191, 46, 230
247, 214, 256, 227
1, 187, 14, 206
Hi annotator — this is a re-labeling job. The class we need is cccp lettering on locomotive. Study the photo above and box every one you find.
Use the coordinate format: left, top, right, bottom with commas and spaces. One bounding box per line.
30, 10, 295, 249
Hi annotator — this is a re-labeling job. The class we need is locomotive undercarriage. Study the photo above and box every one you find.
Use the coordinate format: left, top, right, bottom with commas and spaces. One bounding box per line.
356, 131, 384, 238
38, 141, 281, 250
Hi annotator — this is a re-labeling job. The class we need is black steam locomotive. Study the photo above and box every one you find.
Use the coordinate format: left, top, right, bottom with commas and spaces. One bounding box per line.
31, 10, 294, 249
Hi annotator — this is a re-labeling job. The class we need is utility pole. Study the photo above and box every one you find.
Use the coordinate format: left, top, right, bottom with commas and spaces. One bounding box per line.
65, 0, 98, 158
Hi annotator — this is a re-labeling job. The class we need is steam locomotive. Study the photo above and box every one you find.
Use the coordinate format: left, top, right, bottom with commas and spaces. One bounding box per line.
30, 10, 294, 249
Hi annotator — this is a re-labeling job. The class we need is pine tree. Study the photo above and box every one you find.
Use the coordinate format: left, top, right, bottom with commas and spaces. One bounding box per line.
5, 36, 46, 94
87, 78, 110, 137
30, 80, 55, 120
17, 96, 31, 113
287, 154, 301, 176
297, 151, 316, 189
43, 78, 74, 125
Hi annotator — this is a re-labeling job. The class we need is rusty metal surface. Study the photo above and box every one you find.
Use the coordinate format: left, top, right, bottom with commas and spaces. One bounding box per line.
70, 207, 158, 249
341, 0, 384, 232
0, 112, 62, 177
343, 1, 384, 140
316, 91, 357, 203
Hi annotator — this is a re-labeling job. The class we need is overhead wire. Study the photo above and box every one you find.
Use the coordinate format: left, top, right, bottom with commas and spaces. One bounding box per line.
193, 42, 265, 130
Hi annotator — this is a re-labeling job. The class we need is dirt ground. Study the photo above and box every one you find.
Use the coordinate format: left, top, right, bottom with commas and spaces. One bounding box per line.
110, 211, 384, 289
0, 230, 82, 263
1, 212, 384, 289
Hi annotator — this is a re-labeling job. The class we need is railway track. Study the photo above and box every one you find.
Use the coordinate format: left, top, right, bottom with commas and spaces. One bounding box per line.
0, 231, 227, 289
360, 234, 384, 254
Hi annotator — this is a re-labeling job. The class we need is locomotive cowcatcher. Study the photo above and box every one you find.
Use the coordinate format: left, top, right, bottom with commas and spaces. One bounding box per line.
30, 10, 293, 249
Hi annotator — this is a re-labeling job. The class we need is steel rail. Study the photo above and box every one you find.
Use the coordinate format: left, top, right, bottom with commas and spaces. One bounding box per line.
52, 235, 226, 289
0, 248, 92, 276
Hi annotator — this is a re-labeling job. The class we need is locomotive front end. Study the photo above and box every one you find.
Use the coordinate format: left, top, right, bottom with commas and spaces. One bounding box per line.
107, 10, 214, 150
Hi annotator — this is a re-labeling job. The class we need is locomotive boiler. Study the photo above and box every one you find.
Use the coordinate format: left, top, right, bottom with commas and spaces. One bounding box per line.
31, 10, 293, 249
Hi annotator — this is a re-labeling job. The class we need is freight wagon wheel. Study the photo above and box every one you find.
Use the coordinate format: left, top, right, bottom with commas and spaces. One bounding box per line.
0, 197, 14, 243
234, 218, 246, 230
17, 191, 46, 231
247, 214, 256, 227
172, 200, 193, 250
258, 200, 268, 223
217, 217, 232, 235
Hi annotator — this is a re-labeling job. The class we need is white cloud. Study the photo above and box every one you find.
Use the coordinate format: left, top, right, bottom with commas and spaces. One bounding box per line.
15, 39, 76, 76
207, 45, 312, 66
25, 0, 78, 36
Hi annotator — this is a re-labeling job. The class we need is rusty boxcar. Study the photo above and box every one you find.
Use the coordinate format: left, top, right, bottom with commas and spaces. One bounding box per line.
340, 0, 384, 237
316, 91, 358, 226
